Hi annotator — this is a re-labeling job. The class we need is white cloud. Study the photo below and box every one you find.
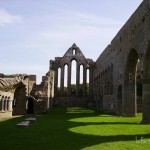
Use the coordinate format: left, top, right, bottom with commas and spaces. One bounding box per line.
0, 9, 23, 26
40, 25, 118, 41
39, 11, 122, 41
65, 11, 122, 26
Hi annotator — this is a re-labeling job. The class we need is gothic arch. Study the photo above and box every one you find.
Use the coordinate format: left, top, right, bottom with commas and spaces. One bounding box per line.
12, 85, 27, 115
123, 48, 139, 116
26, 97, 34, 114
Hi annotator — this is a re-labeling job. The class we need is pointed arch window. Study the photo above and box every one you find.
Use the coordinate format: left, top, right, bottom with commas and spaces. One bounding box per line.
73, 49, 76, 55
58, 67, 61, 88
71, 60, 77, 84
64, 65, 68, 88
86, 69, 90, 95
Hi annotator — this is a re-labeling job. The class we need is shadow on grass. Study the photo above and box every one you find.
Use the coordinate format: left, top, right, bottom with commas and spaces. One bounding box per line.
0, 107, 149, 150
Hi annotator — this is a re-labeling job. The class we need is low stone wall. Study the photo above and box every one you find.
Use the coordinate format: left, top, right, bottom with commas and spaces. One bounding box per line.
0, 111, 12, 119
54, 97, 90, 107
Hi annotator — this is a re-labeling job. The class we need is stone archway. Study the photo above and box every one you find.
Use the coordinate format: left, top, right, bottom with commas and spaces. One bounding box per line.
12, 85, 27, 115
124, 49, 139, 116
26, 97, 34, 114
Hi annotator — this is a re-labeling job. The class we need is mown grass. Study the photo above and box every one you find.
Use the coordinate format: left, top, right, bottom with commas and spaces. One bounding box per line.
0, 107, 150, 150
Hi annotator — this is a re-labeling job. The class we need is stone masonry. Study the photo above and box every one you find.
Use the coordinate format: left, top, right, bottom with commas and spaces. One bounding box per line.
0, 71, 54, 118
50, 43, 95, 107
93, 0, 150, 123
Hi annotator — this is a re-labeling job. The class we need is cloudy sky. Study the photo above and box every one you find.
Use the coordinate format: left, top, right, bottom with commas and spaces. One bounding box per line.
0, 0, 142, 84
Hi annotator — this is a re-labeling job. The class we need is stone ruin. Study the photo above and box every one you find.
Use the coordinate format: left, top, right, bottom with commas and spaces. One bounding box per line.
50, 43, 95, 107
0, 0, 150, 124
0, 71, 54, 118
93, 0, 150, 123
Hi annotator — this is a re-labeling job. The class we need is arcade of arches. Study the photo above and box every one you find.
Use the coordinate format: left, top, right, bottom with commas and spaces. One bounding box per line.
93, 0, 150, 123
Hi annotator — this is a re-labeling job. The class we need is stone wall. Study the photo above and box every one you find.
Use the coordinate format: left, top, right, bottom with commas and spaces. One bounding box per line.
93, 0, 150, 123
0, 74, 29, 118
50, 43, 95, 107
54, 97, 90, 107
0, 92, 13, 118
0, 71, 55, 118
30, 70, 55, 114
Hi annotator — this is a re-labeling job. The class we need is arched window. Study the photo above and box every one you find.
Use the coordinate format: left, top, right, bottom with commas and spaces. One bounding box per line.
26, 98, 34, 114
64, 65, 68, 87
13, 98, 16, 107
64, 64, 68, 95
80, 65, 83, 84
71, 60, 77, 95
124, 49, 139, 116
86, 69, 89, 84
73, 49, 76, 55
58, 67, 61, 88
86, 69, 90, 95
79, 65, 83, 96
71, 60, 77, 84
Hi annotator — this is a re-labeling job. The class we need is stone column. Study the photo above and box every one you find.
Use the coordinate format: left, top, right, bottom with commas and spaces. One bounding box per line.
76, 63, 80, 96
123, 80, 137, 117
68, 63, 71, 96
89, 69, 93, 97
54, 68, 58, 97
83, 67, 87, 96
141, 79, 150, 124
0, 98, 2, 111
5, 98, 8, 111
8, 100, 13, 111
61, 66, 64, 96
1, 97, 4, 111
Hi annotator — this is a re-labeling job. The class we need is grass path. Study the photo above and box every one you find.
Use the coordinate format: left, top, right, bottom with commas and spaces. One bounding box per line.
0, 107, 150, 150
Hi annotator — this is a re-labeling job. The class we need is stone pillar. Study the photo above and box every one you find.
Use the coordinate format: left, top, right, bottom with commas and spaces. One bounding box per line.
5, 98, 8, 111
123, 80, 137, 117
68, 63, 71, 96
8, 100, 13, 111
54, 68, 58, 97
61, 66, 64, 96
7, 98, 9, 111
83, 67, 87, 96
0, 98, 2, 111
141, 79, 150, 124
1, 97, 4, 111
76, 64, 80, 96
47, 78, 50, 109
89, 69, 93, 97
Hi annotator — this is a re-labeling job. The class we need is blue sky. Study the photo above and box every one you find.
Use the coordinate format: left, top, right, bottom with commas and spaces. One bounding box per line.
0, 0, 142, 84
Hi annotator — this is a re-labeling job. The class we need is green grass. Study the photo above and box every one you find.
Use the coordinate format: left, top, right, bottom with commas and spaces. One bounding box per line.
0, 107, 150, 150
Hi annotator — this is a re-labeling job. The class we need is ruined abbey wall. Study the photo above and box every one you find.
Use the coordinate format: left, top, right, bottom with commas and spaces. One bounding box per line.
50, 44, 95, 107
93, 0, 150, 123
0, 71, 54, 118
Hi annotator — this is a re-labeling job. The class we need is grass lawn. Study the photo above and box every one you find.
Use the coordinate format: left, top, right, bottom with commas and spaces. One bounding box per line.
0, 107, 150, 150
